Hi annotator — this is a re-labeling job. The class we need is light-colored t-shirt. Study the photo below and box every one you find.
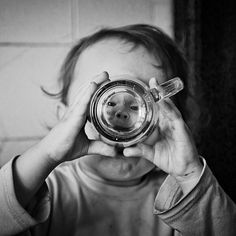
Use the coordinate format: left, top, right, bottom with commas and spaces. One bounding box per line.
0, 156, 236, 236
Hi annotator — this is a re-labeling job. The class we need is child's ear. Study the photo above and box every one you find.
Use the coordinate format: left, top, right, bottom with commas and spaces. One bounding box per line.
56, 102, 67, 120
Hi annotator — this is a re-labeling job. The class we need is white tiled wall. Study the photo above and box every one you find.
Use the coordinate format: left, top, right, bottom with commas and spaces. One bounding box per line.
0, 0, 173, 166
0, 47, 69, 136
0, 0, 72, 43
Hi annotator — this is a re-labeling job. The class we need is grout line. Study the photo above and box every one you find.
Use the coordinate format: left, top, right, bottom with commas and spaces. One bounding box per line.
71, 0, 75, 42
71, 0, 79, 42
0, 48, 29, 71
0, 136, 43, 142
0, 42, 72, 48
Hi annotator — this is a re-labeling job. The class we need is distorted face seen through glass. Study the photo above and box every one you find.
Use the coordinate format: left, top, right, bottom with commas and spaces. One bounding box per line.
103, 92, 143, 131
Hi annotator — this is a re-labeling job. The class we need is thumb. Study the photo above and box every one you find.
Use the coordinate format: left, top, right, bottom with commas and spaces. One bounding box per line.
123, 143, 155, 163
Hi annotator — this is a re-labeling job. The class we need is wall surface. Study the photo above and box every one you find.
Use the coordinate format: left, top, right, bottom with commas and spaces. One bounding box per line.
0, 0, 173, 166
174, 0, 236, 201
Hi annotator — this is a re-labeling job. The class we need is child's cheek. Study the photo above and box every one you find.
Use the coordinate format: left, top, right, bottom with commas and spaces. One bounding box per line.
103, 107, 116, 126
129, 112, 139, 125
104, 107, 116, 122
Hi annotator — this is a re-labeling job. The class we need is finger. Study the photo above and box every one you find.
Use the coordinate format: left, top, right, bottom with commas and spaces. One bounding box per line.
123, 143, 154, 162
149, 77, 159, 88
70, 71, 109, 110
88, 140, 117, 157
149, 77, 166, 94
158, 98, 182, 122
93, 71, 110, 84
158, 99, 187, 141
67, 81, 98, 120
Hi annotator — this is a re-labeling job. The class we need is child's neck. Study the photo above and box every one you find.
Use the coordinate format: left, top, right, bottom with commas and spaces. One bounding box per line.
78, 157, 144, 187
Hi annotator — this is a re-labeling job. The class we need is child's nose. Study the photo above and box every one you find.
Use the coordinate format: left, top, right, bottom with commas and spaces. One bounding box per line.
115, 110, 130, 120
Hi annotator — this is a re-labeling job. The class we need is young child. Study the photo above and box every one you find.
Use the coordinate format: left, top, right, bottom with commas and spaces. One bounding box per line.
0, 24, 235, 236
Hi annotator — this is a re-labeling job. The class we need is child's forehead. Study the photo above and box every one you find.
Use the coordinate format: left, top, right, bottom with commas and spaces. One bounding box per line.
109, 93, 136, 102
68, 38, 167, 104
75, 38, 162, 77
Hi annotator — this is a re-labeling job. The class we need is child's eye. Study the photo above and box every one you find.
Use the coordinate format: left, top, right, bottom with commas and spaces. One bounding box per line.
130, 105, 139, 111
107, 102, 116, 107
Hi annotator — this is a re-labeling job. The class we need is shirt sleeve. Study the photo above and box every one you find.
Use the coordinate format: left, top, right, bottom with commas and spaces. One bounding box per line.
154, 158, 236, 236
0, 156, 51, 235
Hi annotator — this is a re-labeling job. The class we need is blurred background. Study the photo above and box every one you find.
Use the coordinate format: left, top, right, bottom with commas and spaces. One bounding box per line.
0, 0, 235, 201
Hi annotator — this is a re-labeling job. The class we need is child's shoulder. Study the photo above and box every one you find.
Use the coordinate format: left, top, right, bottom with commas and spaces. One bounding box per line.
46, 159, 81, 188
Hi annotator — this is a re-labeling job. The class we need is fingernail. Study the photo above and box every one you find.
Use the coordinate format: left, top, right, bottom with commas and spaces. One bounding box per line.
90, 81, 97, 86
151, 77, 159, 84
102, 71, 109, 77
123, 149, 130, 156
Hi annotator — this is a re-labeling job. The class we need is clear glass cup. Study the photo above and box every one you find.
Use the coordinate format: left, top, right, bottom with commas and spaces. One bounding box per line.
90, 75, 183, 147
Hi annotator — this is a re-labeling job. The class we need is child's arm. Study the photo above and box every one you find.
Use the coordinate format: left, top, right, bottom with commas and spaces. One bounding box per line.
154, 158, 236, 236
123, 78, 236, 235
13, 72, 116, 208
0, 72, 116, 234
123, 77, 203, 194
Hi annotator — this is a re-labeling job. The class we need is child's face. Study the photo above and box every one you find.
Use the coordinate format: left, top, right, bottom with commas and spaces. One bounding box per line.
68, 38, 168, 182
104, 93, 140, 131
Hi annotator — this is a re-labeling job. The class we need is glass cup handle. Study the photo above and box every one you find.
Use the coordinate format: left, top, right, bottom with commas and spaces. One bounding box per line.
150, 77, 184, 102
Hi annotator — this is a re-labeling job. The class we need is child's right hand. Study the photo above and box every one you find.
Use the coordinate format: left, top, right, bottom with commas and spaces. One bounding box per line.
12, 72, 116, 208
39, 72, 116, 165
122, 78, 203, 195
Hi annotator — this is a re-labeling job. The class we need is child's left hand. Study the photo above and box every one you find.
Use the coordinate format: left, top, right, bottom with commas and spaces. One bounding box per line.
123, 79, 203, 194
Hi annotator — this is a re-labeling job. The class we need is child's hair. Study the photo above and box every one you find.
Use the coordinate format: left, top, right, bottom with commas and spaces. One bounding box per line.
43, 24, 201, 140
